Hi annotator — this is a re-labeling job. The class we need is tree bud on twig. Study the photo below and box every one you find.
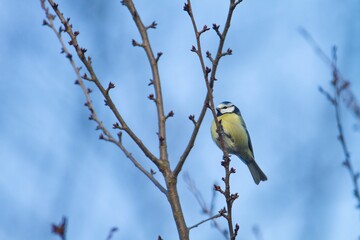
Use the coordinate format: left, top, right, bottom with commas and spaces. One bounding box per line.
146, 21, 158, 30
234, 224, 240, 238
148, 94, 155, 101
42, 19, 49, 26
166, 110, 174, 120
156, 52, 163, 62
51, 217, 67, 239
188, 114, 196, 125
112, 122, 120, 129
183, 3, 191, 15
212, 23, 222, 39
199, 25, 210, 35
52, 2, 58, 10
106, 82, 115, 95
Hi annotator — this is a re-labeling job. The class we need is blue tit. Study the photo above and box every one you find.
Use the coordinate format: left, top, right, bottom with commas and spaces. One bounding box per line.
211, 101, 267, 185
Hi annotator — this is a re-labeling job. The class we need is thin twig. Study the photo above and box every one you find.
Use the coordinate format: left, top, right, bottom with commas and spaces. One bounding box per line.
331, 49, 360, 210
106, 227, 118, 240
51, 217, 67, 240
111, 133, 167, 195
183, 172, 228, 239
188, 213, 222, 231
299, 27, 360, 120
318, 46, 360, 215
122, 0, 168, 162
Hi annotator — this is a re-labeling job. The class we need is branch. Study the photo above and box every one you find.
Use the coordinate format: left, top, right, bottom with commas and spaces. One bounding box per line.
45, 0, 159, 166
318, 46, 360, 214
41, 0, 167, 194
51, 217, 67, 240
188, 213, 223, 231
184, 172, 228, 238
111, 132, 167, 195
106, 227, 119, 240
299, 27, 360, 120
122, 0, 168, 162
175, 0, 241, 177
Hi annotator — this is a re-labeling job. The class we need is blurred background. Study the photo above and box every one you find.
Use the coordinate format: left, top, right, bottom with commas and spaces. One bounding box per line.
0, 0, 359, 239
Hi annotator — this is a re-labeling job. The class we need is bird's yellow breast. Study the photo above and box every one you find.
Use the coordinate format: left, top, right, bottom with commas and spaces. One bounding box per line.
211, 113, 249, 154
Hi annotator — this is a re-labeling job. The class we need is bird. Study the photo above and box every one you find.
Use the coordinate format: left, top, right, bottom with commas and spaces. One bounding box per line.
210, 101, 267, 184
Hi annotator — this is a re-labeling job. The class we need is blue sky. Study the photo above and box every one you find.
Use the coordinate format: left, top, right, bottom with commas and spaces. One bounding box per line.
0, 0, 359, 239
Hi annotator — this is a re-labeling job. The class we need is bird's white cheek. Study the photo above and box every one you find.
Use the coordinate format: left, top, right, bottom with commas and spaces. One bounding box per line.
221, 106, 235, 114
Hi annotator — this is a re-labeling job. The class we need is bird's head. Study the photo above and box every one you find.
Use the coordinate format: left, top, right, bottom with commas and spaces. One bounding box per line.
216, 101, 240, 116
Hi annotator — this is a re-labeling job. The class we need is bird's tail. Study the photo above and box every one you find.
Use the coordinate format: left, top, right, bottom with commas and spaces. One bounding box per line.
247, 160, 267, 185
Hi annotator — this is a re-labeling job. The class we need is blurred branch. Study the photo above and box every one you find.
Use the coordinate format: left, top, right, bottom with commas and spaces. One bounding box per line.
183, 172, 228, 239
51, 217, 67, 240
302, 29, 360, 214
252, 225, 264, 240
327, 48, 360, 211
299, 27, 360, 120
106, 227, 118, 240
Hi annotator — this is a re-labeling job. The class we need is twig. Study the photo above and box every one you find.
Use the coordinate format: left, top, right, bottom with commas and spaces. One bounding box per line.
188, 213, 223, 231
183, 172, 228, 239
113, 132, 167, 195
318, 46, 360, 215
299, 27, 360, 120
51, 217, 67, 240
252, 225, 264, 240
106, 227, 118, 240
122, 0, 168, 162
302, 27, 360, 231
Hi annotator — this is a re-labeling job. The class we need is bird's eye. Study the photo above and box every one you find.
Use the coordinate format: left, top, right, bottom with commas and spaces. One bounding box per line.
223, 106, 227, 109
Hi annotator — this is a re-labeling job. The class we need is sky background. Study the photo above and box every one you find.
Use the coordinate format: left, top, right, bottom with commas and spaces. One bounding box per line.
0, 0, 359, 240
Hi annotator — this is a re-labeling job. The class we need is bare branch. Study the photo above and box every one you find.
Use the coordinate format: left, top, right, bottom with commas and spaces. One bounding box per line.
188, 213, 222, 231
316, 44, 360, 215
299, 27, 360, 120
175, 0, 241, 178
122, 0, 168, 162
184, 172, 228, 239
43, 0, 159, 166
112, 132, 168, 195
51, 216, 67, 240
106, 227, 119, 240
